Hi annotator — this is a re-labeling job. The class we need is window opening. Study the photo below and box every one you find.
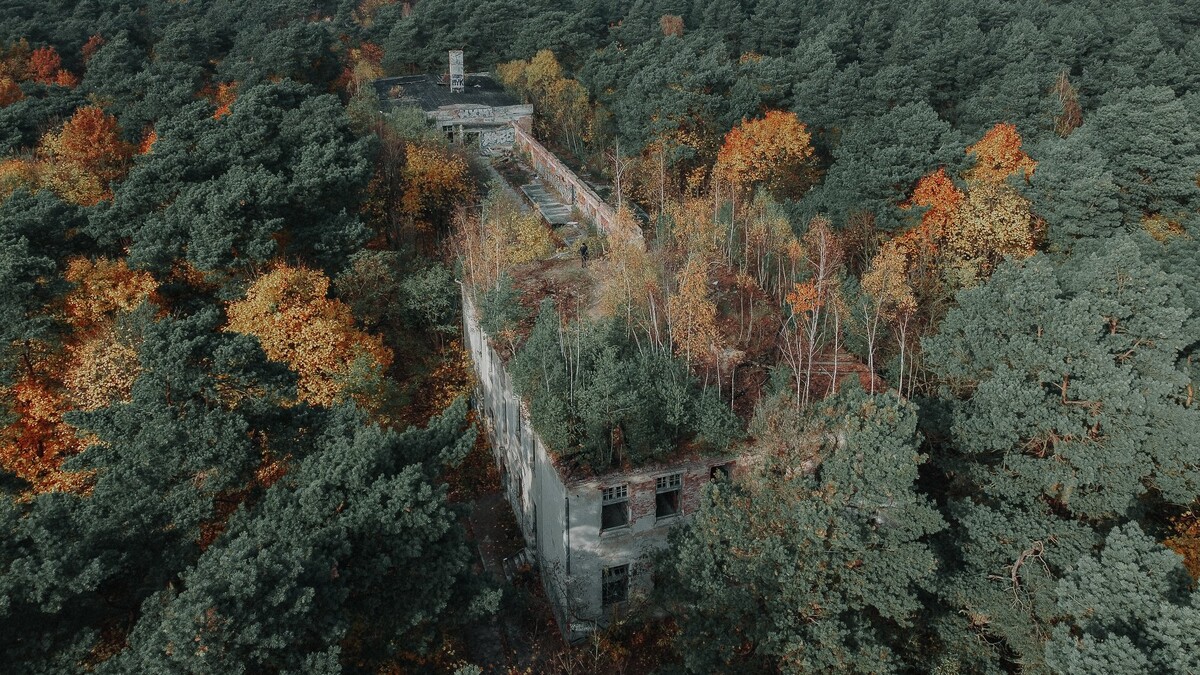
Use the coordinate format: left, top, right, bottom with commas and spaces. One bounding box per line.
601, 484, 629, 531
656, 473, 682, 520
602, 564, 629, 607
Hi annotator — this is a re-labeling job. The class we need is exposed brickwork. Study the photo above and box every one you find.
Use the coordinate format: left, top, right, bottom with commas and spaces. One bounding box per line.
681, 469, 706, 516
628, 478, 656, 522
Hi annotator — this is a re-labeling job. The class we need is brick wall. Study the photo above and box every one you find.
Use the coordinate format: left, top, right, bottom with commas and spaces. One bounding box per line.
628, 477, 656, 523
681, 469, 706, 515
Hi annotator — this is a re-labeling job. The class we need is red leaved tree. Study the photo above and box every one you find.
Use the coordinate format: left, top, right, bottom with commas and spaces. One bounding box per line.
38, 105, 134, 205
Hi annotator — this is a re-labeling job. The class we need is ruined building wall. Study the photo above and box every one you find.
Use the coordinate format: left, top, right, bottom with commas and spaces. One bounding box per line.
512, 124, 643, 246
462, 288, 736, 639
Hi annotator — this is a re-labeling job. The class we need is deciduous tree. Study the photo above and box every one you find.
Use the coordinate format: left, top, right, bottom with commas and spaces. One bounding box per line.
226, 264, 393, 409
36, 105, 133, 206
714, 110, 816, 197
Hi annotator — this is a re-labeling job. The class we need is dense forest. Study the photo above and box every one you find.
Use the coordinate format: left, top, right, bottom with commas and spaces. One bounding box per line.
1, 0, 1198, 673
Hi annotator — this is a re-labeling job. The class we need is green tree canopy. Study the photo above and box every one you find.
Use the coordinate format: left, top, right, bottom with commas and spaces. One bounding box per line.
661, 388, 944, 673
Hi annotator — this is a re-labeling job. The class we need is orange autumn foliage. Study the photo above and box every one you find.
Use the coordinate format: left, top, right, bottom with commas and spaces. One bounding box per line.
81, 35, 106, 63
63, 257, 158, 334
905, 167, 963, 240
226, 265, 393, 407
0, 259, 153, 496
53, 69, 78, 88
138, 127, 157, 154
27, 46, 62, 84
714, 111, 816, 196
0, 41, 74, 91
0, 370, 90, 494
0, 76, 22, 106
893, 125, 1040, 282
966, 122, 1036, 183
1164, 508, 1200, 580
38, 106, 134, 205
24, 46, 76, 87
786, 281, 822, 314
211, 81, 238, 119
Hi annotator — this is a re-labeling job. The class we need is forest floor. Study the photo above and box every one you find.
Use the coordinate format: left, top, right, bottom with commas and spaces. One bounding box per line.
465, 490, 567, 672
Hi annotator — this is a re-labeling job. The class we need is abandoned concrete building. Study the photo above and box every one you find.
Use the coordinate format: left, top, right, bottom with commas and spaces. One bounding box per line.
373, 50, 532, 151
420, 56, 734, 638
463, 292, 740, 640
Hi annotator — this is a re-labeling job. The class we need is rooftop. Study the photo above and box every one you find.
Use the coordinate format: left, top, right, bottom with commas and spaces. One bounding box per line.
373, 74, 523, 112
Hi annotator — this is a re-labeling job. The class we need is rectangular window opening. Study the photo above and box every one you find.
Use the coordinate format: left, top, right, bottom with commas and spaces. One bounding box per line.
602, 564, 629, 607
655, 473, 682, 521
710, 463, 733, 481
601, 484, 629, 532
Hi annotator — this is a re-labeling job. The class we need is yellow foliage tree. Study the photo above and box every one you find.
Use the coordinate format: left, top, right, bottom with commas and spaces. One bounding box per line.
226, 265, 393, 408
668, 256, 720, 368
62, 323, 141, 412
861, 242, 917, 394
0, 157, 38, 201
498, 50, 593, 156
598, 207, 663, 345
59, 257, 157, 411
714, 111, 816, 196
668, 196, 727, 263
894, 124, 1040, 287
947, 180, 1038, 281
965, 122, 1037, 183
401, 142, 471, 230
862, 243, 916, 319
457, 194, 555, 291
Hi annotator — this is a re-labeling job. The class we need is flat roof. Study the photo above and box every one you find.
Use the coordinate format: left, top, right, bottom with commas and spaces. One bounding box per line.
373, 74, 522, 112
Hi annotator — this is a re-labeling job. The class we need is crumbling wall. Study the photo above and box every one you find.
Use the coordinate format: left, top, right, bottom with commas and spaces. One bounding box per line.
462, 287, 737, 640
512, 123, 642, 246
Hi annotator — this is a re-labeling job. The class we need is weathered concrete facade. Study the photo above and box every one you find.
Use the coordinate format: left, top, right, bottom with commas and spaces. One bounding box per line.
374, 73, 532, 152
463, 291, 733, 639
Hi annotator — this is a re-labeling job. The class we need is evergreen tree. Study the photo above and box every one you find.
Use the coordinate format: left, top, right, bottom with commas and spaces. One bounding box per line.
812, 102, 964, 229
1047, 524, 1200, 675
1075, 86, 1200, 227
93, 80, 371, 272
662, 388, 944, 673
923, 241, 1200, 670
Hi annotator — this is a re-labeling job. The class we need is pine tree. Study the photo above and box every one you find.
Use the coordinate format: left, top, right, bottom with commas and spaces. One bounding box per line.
1047, 524, 1200, 675
663, 388, 944, 674
923, 241, 1200, 670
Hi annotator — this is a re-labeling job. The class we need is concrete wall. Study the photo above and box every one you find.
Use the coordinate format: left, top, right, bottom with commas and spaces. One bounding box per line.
560, 456, 739, 631
462, 291, 572, 630
430, 104, 532, 150
512, 124, 643, 247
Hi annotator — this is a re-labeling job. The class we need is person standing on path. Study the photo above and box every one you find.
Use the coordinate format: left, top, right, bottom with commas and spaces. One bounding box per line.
579, 242, 589, 268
